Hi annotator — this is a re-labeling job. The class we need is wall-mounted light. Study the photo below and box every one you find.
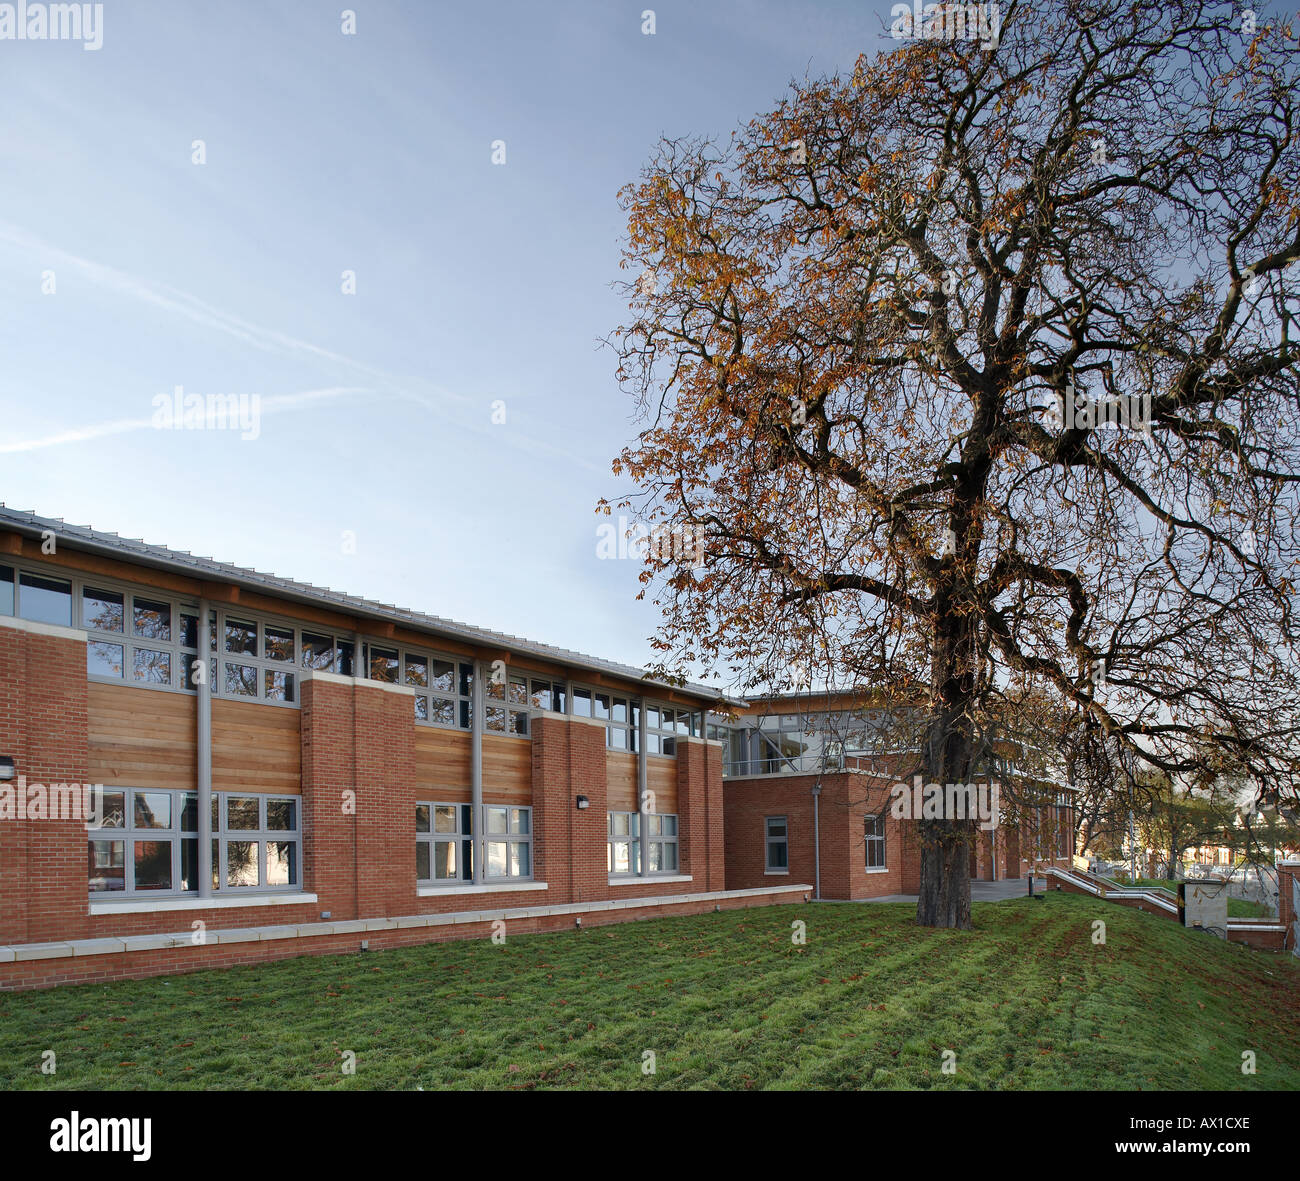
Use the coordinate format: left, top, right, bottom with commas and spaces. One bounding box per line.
0, 756, 14, 783
576, 795, 589, 810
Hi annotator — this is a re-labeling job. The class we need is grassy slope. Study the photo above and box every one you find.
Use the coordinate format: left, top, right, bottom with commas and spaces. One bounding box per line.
0, 895, 1296, 1091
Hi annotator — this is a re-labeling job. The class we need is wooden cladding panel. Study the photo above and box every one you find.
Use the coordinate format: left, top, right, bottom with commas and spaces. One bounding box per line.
413, 726, 471, 795
87, 682, 196, 791
482, 734, 532, 805
648, 757, 678, 814
607, 750, 638, 811
212, 698, 300, 794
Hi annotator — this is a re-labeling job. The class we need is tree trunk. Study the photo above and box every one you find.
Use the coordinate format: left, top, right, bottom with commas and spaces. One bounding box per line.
916, 557, 978, 930
917, 817, 975, 928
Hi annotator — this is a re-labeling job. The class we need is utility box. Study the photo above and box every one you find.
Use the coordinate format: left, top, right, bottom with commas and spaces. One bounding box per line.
1180, 880, 1228, 937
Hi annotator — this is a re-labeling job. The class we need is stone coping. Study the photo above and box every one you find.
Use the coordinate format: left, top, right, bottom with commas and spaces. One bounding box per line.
0, 884, 813, 963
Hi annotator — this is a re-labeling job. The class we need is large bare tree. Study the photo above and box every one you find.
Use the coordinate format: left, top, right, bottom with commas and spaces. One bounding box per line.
609, 0, 1300, 927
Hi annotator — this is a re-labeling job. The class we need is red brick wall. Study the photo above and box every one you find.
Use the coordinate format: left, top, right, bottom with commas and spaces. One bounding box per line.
723, 771, 906, 900
530, 714, 607, 904
678, 736, 725, 892
0, 623, 90, 946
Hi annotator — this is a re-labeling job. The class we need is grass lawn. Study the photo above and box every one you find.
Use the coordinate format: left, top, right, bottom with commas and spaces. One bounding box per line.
1, 894, 1297, 1090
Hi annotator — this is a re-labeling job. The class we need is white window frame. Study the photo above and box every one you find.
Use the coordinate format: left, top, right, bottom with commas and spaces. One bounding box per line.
864, 811, 887, 871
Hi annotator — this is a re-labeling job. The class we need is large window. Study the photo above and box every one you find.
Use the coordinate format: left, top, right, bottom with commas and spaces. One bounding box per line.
608, 812, 640, 875
373, 644, 473, 730
483, 805, 532, 878
527, 677, 567, 714
483, 670, 531, 737
574, 687, 639, 749
766, 816, 789, 872
68, 568, 353, 708
864, 812, 887, 870
87, 788, 300, 896
416, 802, 473, 882
645, 705, 700, 756
646, 814, 679, 872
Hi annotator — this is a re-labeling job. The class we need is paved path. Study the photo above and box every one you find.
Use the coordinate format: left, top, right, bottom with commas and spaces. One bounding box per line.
827, 877, 1033, 904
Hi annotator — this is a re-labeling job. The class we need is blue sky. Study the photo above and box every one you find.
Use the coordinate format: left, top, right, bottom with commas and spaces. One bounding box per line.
0, 0, 889, 672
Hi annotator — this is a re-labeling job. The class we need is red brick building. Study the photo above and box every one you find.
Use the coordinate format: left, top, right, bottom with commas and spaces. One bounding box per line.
0, 508, 801, 991
718, 696, 1076, 900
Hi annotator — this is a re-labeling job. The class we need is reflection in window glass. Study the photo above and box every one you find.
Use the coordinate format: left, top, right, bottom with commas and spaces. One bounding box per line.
133, 648, 171, 684
0, 565, 12, 615
87, 640, 124, 678
227, 797, 260, 830
134, 792, 172, 829
134, 839, 173, 890
369, 647, 399, 683
226, 841, 259, 887
264, 626, 295, 663
88, 839, 125, 891
266, 799, 296, 831
225, 618, 257, 656
405, 654, 428, 687
430, 660, 455, 692
83, 587, 124, 632
133, 598, 172, 641
302, 632, 335, 670
267, 841, 296, 886
19, 572, 71, 626
225, 663, 258, 696
265, 668, 296, 702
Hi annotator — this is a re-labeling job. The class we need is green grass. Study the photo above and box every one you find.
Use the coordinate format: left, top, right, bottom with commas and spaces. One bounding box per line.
1, 895, 1297, 1090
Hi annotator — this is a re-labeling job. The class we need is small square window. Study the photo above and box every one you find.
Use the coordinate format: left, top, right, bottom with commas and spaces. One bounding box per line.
225, 619, 258, 656
265, 626, 295, 663
83, 587, 124, 633
133, 598, 172, 642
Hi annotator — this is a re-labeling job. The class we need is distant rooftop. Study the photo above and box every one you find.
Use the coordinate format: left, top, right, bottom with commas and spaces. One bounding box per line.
0, 504, 738, 706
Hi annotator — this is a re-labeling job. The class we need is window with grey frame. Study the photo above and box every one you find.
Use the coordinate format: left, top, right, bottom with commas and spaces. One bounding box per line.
483, 805, 532, 878
369, 644, 471, 729
646, 813, 679, 872
482, 668, 531, 737
527, 677, 567, 714
608, 811, 640, 875
416, 802, 473, 882
61, 566, 355, 707
572, 686, 638, 749
87, 787, 300, 896
765, 816, 789, 871
645, 704, 701, 756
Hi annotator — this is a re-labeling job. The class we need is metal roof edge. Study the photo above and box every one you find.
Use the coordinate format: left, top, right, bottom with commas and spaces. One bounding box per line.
0, 505, 741, 706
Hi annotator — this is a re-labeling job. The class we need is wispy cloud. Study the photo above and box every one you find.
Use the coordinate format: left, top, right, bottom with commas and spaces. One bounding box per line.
0, 221, 608, 474
0, 386, 374, 454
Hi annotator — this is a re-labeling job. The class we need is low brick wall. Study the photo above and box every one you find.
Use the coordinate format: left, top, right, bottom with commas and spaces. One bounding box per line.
0, 884, 810, 991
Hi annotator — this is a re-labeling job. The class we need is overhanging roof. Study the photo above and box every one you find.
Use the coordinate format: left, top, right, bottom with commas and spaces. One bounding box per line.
0, 504, 741, 706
